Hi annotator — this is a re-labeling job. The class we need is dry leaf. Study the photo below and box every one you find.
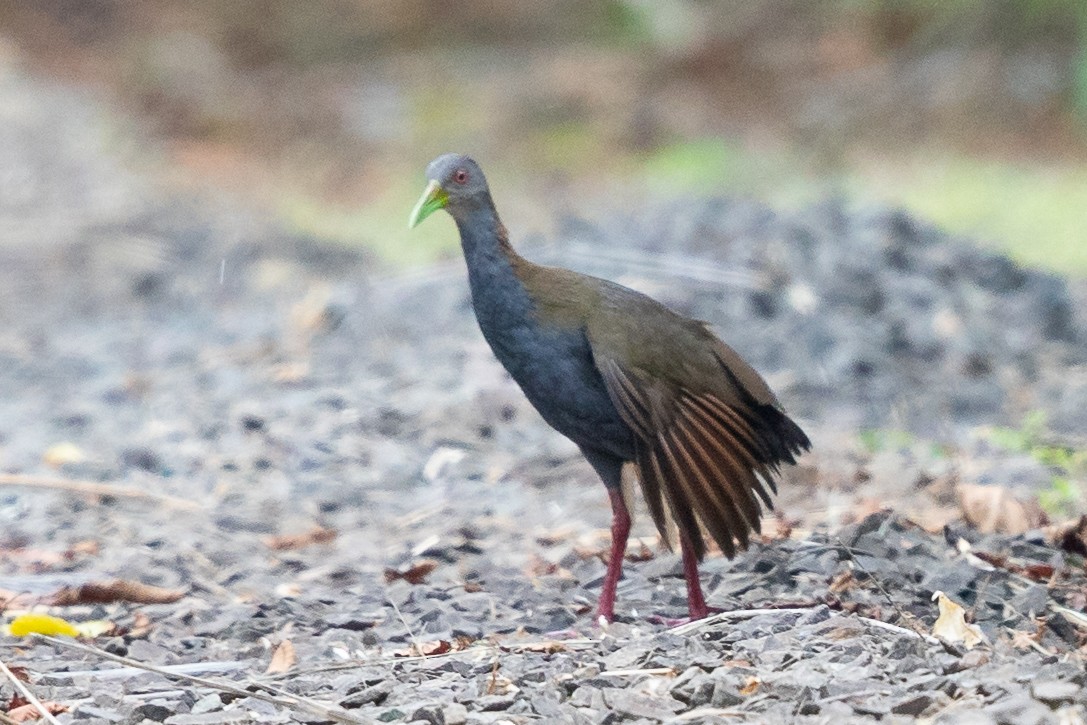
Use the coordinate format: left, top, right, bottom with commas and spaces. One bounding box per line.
290, 284, 336, 337
8, 702, 69, 722
572, 545, 606, 562
971, 550, 1058, 583
931, 591, 986, 649
383, 559, 438, 585
1009, 628, 1042, 651
625, 540, 655, 562
393, 639, 453, 657
1022, 563, 1056, 582
739, 676, 761, 696
508, 641, 567, 654
42, 442, 86, 467
526, 555, 559, 577
275, 582, 303, 598
49, 579, 185, 605
0, 590, 34, 610
128, 611, 153, 639
956, 482, 1045, 534
391, 637, 476, 658
486, 673, 517, 696
828, 569, 856, 594
266, 639, 296, 674
535, 526, 578, 546
262, 527, 337, 551
758, 513, 795, 543
74, 619, 117, 638
1045, 515, 1087, 557
4, 667, 29, 683
270, 361, 310, 384
722, 659, 753, 668
68, 540, 100, 558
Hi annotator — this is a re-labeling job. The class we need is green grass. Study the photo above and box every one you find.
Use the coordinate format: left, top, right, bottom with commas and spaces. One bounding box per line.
858, 428, 916, 454
280, 183, 459, 267
629, 138, 1087, 276
856, 157, 1087, 275
986, 411, 1087, 517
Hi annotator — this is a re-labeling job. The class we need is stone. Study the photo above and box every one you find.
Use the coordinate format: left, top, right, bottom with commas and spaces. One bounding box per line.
711, 680, 744, 708
123, 704, 174, 724
1030, 680, 1080, 707
189, 696, 222, 715
934, 711, 998, 725
891, 694, 934, 716
441, 703, 467, 725
409, 705, 444, 725
1009, 585, 1049, 621
73, 705, 125, 722
985, 692, 1054, 725
476, 694, 516, 712
604, 690, 685, 720
341, 681, 392, 707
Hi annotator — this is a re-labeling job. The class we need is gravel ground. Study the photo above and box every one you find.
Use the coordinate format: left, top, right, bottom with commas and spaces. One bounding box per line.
1, 62, 1086, 724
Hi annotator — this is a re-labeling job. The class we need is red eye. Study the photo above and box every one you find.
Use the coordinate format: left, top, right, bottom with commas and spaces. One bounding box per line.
454, 169, 469, 184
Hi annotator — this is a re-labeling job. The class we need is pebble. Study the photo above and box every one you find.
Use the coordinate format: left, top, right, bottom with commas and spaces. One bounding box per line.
985, 693, 1055, 725
409, 705, 445, 725
604, 689, 686, 720
891, 694, 934, 716
442, 703, 468, 725
1030, 680, 1081, 707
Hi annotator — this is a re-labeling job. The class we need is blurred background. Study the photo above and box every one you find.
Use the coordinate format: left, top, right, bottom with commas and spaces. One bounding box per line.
0, 0, 1084, 269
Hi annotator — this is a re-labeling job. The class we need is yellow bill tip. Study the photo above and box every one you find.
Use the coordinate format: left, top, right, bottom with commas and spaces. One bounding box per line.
409, 180, 448, 228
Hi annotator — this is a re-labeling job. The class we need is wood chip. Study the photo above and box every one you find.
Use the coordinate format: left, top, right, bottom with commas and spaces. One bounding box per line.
265, 639, 296, 674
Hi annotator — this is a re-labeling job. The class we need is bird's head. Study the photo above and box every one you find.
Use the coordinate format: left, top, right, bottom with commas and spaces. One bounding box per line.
408, 154, 490, 228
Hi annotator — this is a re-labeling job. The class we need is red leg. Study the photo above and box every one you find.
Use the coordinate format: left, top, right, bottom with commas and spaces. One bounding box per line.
595, 487, 631, 623
680, 531, 709, 620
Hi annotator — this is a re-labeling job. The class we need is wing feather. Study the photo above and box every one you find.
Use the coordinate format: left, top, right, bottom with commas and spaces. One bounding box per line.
590, 326, 808, 562
676, 400, 763, 532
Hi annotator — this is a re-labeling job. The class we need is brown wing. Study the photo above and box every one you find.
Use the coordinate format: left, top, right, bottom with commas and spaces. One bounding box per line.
596, 356, 780, 560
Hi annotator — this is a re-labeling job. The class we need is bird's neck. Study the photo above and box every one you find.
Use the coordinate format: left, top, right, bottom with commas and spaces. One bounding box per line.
454, 203, 538, 338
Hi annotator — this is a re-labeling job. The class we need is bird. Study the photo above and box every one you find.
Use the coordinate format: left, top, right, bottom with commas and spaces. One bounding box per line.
409, 154, 810, 622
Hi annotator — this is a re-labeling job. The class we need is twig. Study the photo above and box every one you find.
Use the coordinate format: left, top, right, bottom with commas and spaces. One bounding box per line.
836, 537, 928, 637
1049, 603, 1087, 629
0, 474, 201, 511
260, 637, 601, 680
0, 657, 62, 725
31, 635, 370, 724
668, 707, 747, 721
486, 654, 501, 695
857, 616, 940, 645
42, 660, 250, 681
387, 596, 426, 661
1003, 625, 1054, 656
817, 688, 893, 705
668, 603, 942, 646
64, 689, 190, 705
599, 666, 676, 677
668, 607, 817, 635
